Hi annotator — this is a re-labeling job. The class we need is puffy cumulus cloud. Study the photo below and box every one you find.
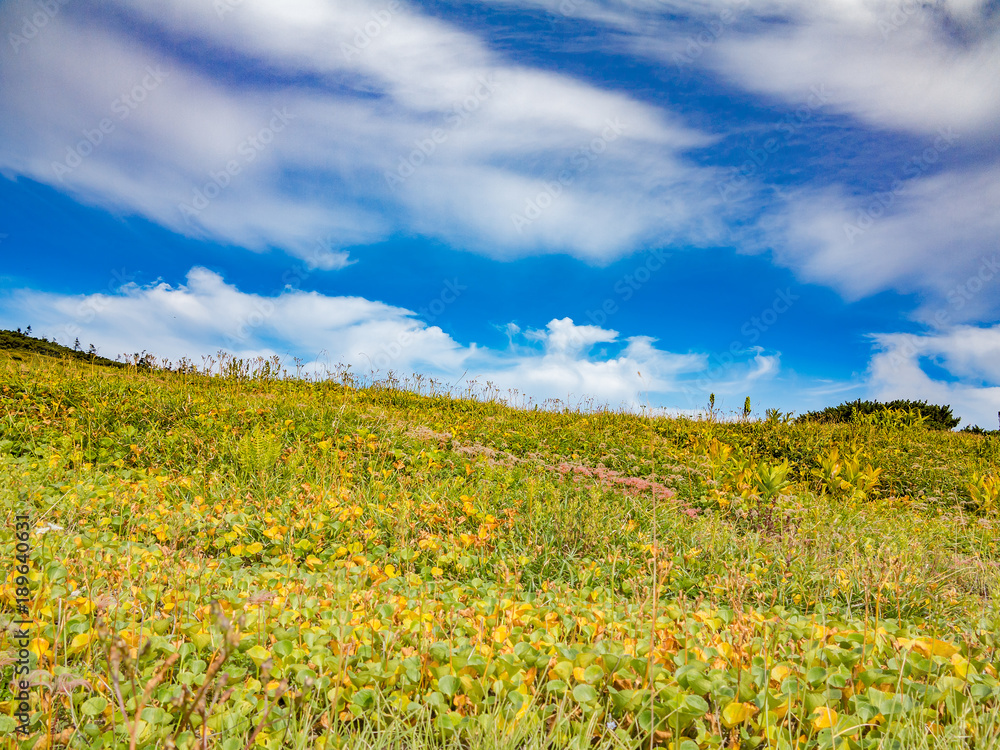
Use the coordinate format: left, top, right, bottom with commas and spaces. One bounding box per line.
0, 267, 467, 373
0, 0, 724, 265
487, 322, 708, 408
523, 317, 619, 357
868, 325, 1000, 429
0, 269, 791, 411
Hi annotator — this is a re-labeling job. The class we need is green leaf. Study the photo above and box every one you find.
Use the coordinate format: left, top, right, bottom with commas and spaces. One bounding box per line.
246, 645, 271, 667
827, 673, 847, 689
683, 694, 709, 714
572, 684, 599, 704
545, 679, 568, 695
635, 708, 654, 732
140, 706, 171, 725
438, 674, 460, 697
351, 688, 375, 710
689, 676, 713, 695
583, 664, 605, 684
82, 697, 108, 717
807, 667, 827, 686
551, 660, 574, 681
426, 691, 447, 709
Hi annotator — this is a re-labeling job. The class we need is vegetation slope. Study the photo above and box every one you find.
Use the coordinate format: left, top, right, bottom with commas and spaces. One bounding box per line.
1, 346, 999, 750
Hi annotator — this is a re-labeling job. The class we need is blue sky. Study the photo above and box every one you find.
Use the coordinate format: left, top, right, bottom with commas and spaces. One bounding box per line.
1, 0, 999, 426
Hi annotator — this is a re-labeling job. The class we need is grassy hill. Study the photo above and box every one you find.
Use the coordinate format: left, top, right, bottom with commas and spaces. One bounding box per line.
0, 328, 123, 368
1, 352, 999, 749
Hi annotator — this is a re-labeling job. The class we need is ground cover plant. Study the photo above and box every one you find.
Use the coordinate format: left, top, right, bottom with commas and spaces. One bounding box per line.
1, 347, 999, 750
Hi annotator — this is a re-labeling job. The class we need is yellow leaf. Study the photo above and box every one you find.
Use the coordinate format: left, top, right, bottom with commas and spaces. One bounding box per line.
771, 699, 790, 719
492, 625, 509, 643
899, 637, 960, 658
722, 701, 755, 728
245, 542, 264, 555
28, 638, 50, 660
928, 639, 960, 658
68, 631, 94, 655
384, 564, 397, 578
812, 707, 838, 730
951, 653, 970, 679
770, 664, 791, 683
572, 667, 587, 683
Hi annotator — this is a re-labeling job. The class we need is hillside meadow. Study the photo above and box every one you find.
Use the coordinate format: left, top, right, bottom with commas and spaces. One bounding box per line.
1, 350, 999, 750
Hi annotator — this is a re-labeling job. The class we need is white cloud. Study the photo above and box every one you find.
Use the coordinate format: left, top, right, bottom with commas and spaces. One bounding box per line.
0, 0, 725, 264
5, 0, 998, 340
533, 0, 1000, 139
763, 165, 1000, 317
0, 266, 466, 372
869, 325, 1000, 429
0, 267, 791, 412
470, 0, 1000, 315
703, 0, 1000, 139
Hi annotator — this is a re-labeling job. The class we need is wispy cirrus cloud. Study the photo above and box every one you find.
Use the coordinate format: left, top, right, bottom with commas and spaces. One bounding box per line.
0, 0, 727, 266
761, 164, 1000, 319
481, 0, 1000, 312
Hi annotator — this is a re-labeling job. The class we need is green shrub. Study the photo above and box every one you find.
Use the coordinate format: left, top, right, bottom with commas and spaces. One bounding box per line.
799, 398, 960, 431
